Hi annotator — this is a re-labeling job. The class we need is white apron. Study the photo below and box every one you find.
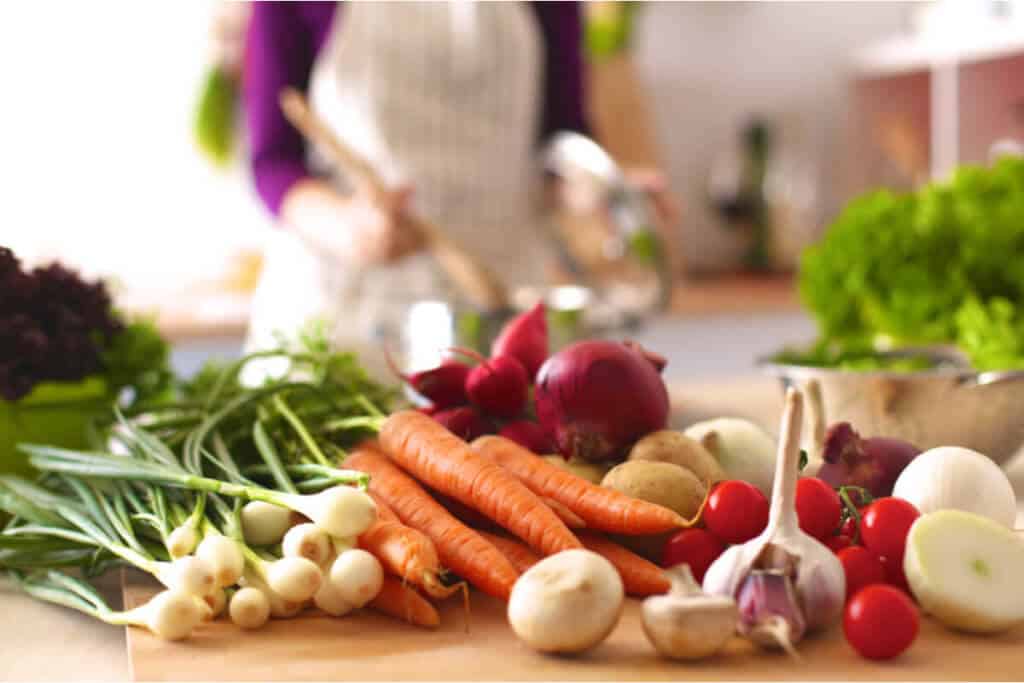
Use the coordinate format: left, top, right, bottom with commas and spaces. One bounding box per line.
245, 1, 545, 379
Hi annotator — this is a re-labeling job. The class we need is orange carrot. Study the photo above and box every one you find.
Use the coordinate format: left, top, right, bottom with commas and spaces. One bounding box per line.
358, 491, 455, 599
577, 531, 671, 597
379, 410, 582, 556
472, 435, 687, 535
368, 576, 440, 629
345, 446, 519, 600
540, 496, 586, 529
477, 530, 541, 574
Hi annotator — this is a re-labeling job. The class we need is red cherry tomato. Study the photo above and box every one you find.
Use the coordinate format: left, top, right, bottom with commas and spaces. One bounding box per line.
844, 585, 919, 660
703, 481, 769, 545
795, 478, 842, 541
880, 555, 913, 596
860, 498, 920, 562
825, 534, 854, 554
661, 528, 726, 583
838, 546, 887, 601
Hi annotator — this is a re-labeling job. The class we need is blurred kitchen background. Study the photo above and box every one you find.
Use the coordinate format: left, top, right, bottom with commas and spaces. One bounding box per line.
3, 0, 1023, 383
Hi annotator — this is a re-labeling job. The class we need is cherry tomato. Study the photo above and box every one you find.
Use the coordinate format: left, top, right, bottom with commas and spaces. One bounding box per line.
838, 546, 887, 601
795, 478, 842, 541
860, 498, 920, 562
844, 585, 919, 660
661, 528, 726, 583
825, 534, 854, 554
703, 481, 769, 545
880, 555, 913, 596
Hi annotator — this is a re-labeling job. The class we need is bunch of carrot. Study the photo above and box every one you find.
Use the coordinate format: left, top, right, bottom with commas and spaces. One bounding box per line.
345, 409, 690, 627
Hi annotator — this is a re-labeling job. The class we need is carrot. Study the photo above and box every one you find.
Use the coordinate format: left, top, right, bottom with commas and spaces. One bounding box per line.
368, 575, 440, 629
577, 531, 671, 597
472, 435, 687, 535
477, 530, 541, 573
359, 491, 456, 599
345, 446, 519, 600
379, 410, 582, 556
540, 496, 586, 529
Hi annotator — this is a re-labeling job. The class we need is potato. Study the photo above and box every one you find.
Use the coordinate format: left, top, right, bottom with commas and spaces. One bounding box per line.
628, 430, 726, 486
601, 461, 706, 519
541, 455, 612, 485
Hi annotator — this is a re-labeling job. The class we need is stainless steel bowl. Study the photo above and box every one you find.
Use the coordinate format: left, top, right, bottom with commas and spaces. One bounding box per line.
761, 360, 1024, 465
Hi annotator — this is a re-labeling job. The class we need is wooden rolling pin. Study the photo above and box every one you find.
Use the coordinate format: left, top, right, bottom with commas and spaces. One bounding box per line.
279, 88, 510, 311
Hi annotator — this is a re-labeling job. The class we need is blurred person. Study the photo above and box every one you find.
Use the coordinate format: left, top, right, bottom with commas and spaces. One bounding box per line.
241, 1, 678, 368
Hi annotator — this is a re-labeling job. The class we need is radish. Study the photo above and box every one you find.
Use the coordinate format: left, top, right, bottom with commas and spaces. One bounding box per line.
432, 406, 494, 441
450, 347, 529, 418
499, 420, 555, 454
535, 340, 669, 462
491, 302, 548, 380
386, 353, 471, 409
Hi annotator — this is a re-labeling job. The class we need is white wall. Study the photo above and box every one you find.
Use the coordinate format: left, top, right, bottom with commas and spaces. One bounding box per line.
0, 1, 267, 290
633, 2, 914, 272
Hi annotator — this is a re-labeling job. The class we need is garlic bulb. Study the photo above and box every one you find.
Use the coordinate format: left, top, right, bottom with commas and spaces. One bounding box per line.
703, 388, 845, 648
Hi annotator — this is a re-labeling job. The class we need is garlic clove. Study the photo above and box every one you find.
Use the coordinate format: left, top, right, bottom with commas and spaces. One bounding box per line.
643, 565, 738, 661
736, 569, 807, 657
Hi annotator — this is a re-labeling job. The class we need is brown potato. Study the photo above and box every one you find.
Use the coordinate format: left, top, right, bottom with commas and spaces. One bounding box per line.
628, 430, 726, 487
601, 461, 706, 519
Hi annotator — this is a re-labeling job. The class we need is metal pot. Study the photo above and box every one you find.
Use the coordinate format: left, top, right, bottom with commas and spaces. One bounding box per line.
761, 360, 1024, 466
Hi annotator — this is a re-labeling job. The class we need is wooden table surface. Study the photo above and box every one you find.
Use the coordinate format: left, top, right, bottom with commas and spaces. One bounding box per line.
4, 375, 1023, 681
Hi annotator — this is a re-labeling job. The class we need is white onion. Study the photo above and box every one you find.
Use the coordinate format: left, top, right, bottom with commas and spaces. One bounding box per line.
240, 570, 305, 619
116, 590, 204, 641
280, 487, 377, 538
155, 556, 216, 597
240, 501, 293, 546
229, 587, 271, 629
893, 446, 1017, 528
195, 534, 245, 587
329, 549, 383, 608
282, 523, 331, 566
313, 578, 356, 617
683, 418, 776, 496
202, 588, 228, 620
166, 525, 199, 559
266, 556, 323, 603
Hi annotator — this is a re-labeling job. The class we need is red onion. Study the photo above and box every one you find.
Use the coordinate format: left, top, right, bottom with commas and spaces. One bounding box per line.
535, 340, 669, 462
491, 302, 548, 380
817, 422, 920, 498
498, 420, 556, 454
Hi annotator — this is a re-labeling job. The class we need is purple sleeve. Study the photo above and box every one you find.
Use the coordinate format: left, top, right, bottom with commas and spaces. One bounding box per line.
244, 2, 337, 217
530, 2, 591, 143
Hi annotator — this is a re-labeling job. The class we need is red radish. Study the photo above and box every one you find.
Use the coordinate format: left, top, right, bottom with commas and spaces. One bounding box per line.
535, 340, 669, 462
491, 302, 548, 380
448, 347, 529, 419
431, 406, 494, 441
417, 405, 441, 416
498, 420, 555, 454
818, 422, 920, 498
386, 352, 471, 409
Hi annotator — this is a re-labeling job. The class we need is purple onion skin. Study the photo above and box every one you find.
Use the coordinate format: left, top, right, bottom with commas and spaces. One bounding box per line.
534, 340, 669, 462
817, 422, 921, 498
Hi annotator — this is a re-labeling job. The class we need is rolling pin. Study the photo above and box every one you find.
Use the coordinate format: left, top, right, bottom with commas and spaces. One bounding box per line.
278, 88, 510, 312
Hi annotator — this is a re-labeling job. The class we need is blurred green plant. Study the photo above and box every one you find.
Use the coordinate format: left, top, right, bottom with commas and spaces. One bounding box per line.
797, 156, 1024, 371
584, 2, 640, 60
193, 64, 238, 167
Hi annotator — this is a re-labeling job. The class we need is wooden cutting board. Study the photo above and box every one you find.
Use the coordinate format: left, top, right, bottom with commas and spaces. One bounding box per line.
124, 576, 1024, 682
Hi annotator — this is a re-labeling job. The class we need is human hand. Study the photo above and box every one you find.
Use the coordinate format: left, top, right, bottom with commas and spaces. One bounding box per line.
282, 179, 424, 268
340, 185, 423, 266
